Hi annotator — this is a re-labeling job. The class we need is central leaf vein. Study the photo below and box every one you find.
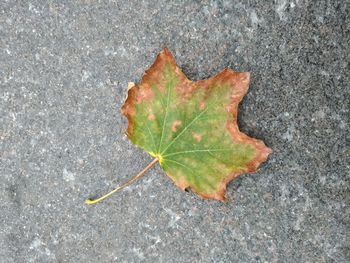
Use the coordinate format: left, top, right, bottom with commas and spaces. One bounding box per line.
157, 80, 172, 153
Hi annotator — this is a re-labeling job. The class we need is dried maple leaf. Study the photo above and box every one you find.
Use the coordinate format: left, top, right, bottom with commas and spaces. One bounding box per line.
86, 48, 272, 204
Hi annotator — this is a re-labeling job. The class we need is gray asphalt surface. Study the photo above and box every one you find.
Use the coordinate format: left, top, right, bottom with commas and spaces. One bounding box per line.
1, 1, 349, 262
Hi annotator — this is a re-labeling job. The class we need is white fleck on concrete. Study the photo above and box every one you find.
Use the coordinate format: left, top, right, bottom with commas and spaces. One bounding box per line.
63, 168, 75, 182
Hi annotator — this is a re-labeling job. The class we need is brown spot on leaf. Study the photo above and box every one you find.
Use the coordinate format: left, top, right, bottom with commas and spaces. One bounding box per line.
171, 120, 182, 132
199, 101, 206, 110
192, 132, 202, 142
175, 79, 196, 100
225, 105, 233, 112
136, 87, 154, 103
148, 113, 155, 121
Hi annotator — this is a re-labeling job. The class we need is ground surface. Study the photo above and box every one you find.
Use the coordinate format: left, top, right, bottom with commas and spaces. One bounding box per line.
1, 1, 349, 262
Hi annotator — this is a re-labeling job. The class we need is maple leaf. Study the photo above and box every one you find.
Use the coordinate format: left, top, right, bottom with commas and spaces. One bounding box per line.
86, 48, 272, 204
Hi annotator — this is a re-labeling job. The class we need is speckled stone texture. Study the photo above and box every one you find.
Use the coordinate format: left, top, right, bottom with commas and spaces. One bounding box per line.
1, 1, 349, 262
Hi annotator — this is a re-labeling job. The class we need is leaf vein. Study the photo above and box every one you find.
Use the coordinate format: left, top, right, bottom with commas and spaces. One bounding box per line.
157, 81, 172, 152
160, 105, 210, 155
163, 158, 194, 172
163, 148, 233, 157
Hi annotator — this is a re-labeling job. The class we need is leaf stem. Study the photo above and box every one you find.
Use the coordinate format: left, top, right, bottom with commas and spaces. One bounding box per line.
85, 158, 159, 205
